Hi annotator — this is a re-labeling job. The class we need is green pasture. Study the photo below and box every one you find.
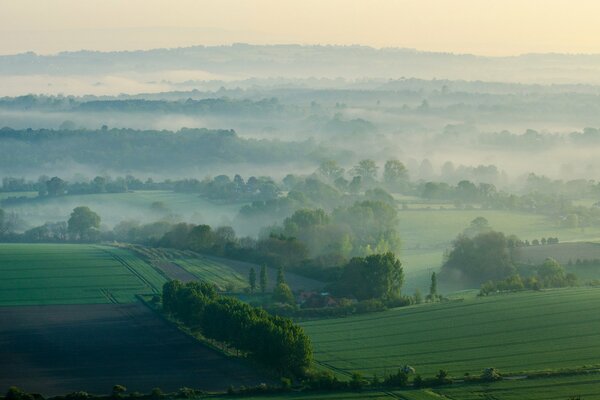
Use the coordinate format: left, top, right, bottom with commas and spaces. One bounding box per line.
303, 288, 600, 379
0, 243, 167, 305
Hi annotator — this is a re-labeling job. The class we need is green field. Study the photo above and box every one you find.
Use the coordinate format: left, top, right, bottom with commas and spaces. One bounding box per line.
0, 243, 167, 305
302, 288, 600, 379
397, 209, 600, 292
434, 373, 600, 400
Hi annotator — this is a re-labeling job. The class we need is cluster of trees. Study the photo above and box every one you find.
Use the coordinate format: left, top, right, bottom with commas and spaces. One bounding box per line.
312, 159, 409, 193
267, 200, 401, 263
480, 258, 577, 295
2, 206, 101, 242
174, 175, 279, 202
441, 230, 518, 286
162, 280, 312, 376
329, 253, 404, 300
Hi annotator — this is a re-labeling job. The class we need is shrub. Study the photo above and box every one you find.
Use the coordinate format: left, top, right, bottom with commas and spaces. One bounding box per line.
481, 367, 502, 382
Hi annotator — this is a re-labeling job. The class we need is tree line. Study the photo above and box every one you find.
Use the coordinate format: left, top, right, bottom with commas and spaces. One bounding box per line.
162, 280, 312, 377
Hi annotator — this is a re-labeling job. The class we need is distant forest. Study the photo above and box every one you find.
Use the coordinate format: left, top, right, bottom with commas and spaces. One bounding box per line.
0, 127, 337, 172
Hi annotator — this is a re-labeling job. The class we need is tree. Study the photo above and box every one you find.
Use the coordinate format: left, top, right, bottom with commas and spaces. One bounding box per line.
46, 176, 67, 196
351, 159, 378, 183
0, 208, 9, 235
383, 159, 408, 190
441, 231, 516, 286
272, 282, 294, 305
481, 367, 502, 382
260, 265, 268, 293
463, 216, 492, 237
111, 385, 127, 398
5, 386, 34, 400
249, 268, 257, 292
414, 288, 423, 304
429, 272, 438, 300
537, 258, 567, 287
68, 206, 101, 241
277, 265, 286, 285
317, 160, 344, 182
334, 252, 404, 300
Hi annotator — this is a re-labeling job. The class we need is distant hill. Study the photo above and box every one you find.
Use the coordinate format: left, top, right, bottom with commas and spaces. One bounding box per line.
4, 44, 600, 84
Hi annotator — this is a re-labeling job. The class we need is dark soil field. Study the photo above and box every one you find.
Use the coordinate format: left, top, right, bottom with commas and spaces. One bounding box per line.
154, 261, 198, 283
0, 302, 267, 396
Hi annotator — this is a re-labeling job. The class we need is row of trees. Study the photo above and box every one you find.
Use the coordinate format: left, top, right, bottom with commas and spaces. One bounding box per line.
480, 258, 577, 295
1, 206, 101, 242
162, 280, 312, 376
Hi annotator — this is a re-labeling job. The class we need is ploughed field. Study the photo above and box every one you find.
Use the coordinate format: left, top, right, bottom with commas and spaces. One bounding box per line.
0, 243, 268, 395
303, 288, 600, 378
0, 303, 265, 396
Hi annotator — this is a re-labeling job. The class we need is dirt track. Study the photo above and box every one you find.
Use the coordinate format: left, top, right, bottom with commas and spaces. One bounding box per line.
0, 302, 267, 396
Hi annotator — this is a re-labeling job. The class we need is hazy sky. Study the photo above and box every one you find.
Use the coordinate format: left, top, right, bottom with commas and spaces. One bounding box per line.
1, 0, 599, 56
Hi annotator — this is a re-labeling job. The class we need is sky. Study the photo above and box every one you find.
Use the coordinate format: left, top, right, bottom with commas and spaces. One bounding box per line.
0, 0, 599, 56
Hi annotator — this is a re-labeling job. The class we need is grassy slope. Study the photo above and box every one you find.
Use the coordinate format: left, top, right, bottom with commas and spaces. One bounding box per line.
0, 243, 167, 305
303, 288, 600, 378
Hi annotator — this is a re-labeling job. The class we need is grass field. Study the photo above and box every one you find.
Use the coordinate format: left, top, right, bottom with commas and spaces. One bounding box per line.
0, 243, 167, 305
302, 288, 600, 379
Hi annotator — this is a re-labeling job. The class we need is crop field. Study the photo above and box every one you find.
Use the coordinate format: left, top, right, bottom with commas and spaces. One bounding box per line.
0, 303, 267, 396
433, 373, 600, 400
302, 288, 600, 379
129, 246, 250, 290
0, 243, 167, 305
128, 245, 324, 292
